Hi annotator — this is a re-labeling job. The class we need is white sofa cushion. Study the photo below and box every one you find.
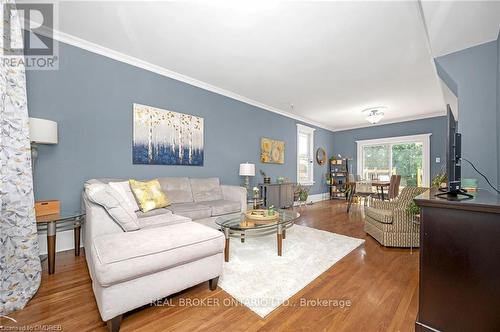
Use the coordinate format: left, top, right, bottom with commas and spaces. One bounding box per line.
201, 199, 241, 216
85, 183, 140, 231
109, 181, 140, 211
190, 177, 223, 202
167, 202, 212, 220
91, 222, 224, 286
138, 214, 191, 229
157, 177, 194, 204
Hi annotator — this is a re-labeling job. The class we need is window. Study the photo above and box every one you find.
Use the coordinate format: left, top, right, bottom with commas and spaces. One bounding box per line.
297, 124, 315, 185
356, 134, 431, 187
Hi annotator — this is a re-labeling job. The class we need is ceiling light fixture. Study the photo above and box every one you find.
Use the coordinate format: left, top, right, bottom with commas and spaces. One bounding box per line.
362, 107, 387, 124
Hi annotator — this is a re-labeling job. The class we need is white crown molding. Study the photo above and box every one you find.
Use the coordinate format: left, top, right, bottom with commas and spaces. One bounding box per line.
31, 24, 446, 134
45, 28, 337, 132
330, 111, 445, 133
296, 123, 316, 132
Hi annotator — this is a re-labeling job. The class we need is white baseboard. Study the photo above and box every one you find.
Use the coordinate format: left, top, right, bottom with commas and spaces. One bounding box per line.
38, 230, 81, 255
309, 192, 330, 202
293, 192, 329, 206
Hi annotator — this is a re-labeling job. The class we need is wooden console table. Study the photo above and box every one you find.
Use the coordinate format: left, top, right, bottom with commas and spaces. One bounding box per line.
36, 212, 85, 274
414, 189, 500, 331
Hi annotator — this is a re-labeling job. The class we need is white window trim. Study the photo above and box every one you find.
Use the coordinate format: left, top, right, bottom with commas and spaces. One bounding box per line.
356, 133, 431, 187
297, 124, 316, 186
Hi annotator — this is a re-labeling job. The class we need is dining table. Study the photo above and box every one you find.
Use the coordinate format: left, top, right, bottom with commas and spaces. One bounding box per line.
371, 180, 391, 200
346, 179, 391, 213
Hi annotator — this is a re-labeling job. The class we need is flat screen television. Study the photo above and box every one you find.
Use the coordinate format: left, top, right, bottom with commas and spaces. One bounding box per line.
435, 105, 472, 199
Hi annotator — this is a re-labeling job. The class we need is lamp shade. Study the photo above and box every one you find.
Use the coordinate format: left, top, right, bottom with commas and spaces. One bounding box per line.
29, 117, 58, 144
239, 163, 255, 176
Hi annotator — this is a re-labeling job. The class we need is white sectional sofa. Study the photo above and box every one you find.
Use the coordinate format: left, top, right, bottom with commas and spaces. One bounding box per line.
82, 177, 246, 331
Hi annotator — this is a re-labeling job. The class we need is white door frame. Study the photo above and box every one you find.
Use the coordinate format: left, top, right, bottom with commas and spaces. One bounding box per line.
356, 133, 431, 187
296, 123, 315, 185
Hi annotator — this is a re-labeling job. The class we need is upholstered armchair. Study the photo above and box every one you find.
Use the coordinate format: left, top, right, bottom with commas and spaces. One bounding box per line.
364, 187, 428, 247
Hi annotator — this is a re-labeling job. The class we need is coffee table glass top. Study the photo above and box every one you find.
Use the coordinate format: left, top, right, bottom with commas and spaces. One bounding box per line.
216, 209, 299, 231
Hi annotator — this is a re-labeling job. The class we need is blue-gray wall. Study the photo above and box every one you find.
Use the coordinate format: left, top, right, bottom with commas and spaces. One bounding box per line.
435, 40, 499, 189
331, 116, 447, 183
26, 41, 335, 212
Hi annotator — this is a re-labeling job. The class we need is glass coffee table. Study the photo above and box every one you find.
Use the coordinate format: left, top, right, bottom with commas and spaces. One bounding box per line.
216, 209, 300, 262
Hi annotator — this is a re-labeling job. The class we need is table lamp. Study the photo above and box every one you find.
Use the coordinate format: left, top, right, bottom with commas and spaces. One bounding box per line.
239, 163, 255, 194
29, 117, 58, 170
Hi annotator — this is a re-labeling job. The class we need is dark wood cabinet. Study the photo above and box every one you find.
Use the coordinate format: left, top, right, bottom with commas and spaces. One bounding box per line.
259, 183, 295, 208
414, 189, 500, 332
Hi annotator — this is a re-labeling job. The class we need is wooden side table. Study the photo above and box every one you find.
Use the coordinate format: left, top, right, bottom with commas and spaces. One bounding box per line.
36, 212, 85, 274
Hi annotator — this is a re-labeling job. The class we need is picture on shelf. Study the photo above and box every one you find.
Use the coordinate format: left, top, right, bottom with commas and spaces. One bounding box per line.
133, 103, 204, 166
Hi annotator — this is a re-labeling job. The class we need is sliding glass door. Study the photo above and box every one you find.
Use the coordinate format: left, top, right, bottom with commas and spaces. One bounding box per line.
391, 142, 423, 186
357, 134, 430, 187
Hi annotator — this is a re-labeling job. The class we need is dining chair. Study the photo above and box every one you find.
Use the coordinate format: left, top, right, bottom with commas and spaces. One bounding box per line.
347, 177, 375, 213
377, 174, 401, 201
390, 175, 401, 199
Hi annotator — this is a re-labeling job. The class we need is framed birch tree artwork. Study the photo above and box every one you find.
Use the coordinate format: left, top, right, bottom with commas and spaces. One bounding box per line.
133, 103, 204, 166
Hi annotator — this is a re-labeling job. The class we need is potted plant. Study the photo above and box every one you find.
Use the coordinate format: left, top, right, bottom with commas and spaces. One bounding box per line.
325, 173, 332, 185
431, 168, 447, 189
295, 184, 310, 203
407, 201, 421, 222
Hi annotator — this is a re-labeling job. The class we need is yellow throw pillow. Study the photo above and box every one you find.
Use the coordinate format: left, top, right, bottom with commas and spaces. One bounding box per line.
129, 179, 170, 213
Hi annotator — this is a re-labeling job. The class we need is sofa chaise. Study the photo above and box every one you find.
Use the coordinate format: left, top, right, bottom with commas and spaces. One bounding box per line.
82, 177, 246, 331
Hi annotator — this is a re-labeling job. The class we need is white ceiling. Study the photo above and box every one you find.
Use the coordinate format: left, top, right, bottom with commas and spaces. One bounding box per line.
47, 1, 458, 131
420, 0, 500, 58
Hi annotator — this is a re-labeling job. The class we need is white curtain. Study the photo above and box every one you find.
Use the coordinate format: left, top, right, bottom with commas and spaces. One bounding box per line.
0, 0, 42, 314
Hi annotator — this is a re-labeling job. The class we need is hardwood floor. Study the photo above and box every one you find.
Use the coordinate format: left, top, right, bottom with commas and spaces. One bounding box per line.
5, 200, 419, 331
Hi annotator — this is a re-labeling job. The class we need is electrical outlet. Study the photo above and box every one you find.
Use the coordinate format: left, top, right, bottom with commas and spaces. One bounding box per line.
435, 157, 441, 163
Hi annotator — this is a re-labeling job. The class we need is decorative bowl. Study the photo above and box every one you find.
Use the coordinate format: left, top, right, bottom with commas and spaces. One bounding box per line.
245, 209, 279, 223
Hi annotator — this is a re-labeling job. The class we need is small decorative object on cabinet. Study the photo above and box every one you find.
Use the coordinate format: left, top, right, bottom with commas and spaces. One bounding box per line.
260, 169, 271, 184
329, 157, 349, 199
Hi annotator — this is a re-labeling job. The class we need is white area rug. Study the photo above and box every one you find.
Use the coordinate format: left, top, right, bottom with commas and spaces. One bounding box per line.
218, 224, 364, 318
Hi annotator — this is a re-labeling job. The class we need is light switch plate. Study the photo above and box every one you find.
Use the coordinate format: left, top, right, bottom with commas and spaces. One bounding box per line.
435, 157, 441, 163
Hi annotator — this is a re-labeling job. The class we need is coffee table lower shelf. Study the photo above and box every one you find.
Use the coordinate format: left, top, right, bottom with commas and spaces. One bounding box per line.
216, 210, 299, 262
